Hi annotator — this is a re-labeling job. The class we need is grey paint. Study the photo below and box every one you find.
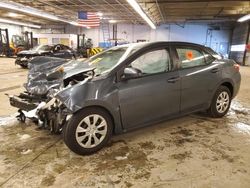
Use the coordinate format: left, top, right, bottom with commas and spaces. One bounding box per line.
55, 42, 241, 134
117, 71, 180, 129
179, 62, 221, 112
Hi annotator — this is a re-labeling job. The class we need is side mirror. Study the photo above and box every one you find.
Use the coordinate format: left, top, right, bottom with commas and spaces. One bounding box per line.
219, 53, 224, 59
122, 67, 141, 80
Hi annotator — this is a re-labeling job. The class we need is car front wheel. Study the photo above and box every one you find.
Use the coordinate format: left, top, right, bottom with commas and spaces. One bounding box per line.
63, 107, 113, 155
208, 86, 232, 118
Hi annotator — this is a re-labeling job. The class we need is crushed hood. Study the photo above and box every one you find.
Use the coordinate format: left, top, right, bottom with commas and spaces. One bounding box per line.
17, 49, 49, 56
62, 60, 94, 79
26, 56, 93, 96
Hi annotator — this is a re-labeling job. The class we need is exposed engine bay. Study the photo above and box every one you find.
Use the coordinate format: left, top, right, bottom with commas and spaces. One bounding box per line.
9, 56, 94, 134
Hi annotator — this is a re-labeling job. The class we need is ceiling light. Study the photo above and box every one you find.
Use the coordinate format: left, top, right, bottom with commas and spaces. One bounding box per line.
237, 14, 250, 22
0, 18, 41, 28
126, 0, 156, 29
0, 1, 98, 28
96, 12, 103, 17
0, 2, 59, 21
109, 20, 117, 23
231, 44, 246, 52
7, 12, 19, 17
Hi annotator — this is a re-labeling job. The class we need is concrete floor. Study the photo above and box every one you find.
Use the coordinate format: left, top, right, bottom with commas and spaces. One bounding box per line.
0, 57, 250, 188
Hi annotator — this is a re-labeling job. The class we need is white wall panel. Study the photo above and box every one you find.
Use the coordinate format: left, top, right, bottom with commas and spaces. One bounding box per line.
0, 23, 23, 39
2, 22, 231, 55
169, 24, 208, 44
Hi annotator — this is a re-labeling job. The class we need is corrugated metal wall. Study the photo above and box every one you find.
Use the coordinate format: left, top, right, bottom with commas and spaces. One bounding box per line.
230, 22, 250, 65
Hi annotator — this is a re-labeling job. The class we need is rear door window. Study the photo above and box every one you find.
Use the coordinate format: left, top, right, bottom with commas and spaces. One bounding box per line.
176, 47, 206, 69
62, 45, 70, 50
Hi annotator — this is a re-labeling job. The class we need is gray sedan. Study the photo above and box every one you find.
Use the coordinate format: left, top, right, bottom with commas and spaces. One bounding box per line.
10, 42, 241, 155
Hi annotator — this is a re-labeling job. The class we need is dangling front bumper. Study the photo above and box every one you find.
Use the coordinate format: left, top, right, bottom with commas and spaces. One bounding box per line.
9, 94, 38, 112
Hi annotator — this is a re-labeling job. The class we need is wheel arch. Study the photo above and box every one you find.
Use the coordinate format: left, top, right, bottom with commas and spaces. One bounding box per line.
207, 79, 234, 109
73, 103, 123, 134
213, 79, 234, 97
207, 81, 233, 118
63, 104, 117, 155
220, 81, 234, 97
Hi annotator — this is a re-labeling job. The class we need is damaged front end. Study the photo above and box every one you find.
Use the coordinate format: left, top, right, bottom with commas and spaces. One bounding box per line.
9, 56, 94, 134
36, 98, 70, 134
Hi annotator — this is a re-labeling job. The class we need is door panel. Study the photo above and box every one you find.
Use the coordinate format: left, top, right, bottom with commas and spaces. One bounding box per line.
179, 63, 221, 113
53, 51, 66, 58
118, 71, 180, 129
52, 45, 71, 59
175, 46, 221, 113
117, 47, 181, 129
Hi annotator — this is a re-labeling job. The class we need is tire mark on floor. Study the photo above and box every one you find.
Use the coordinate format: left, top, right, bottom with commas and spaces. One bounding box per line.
0, 85, 21, 93
0, 70, 26, 76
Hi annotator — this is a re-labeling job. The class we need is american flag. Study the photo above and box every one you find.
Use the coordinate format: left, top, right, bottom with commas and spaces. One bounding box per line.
77, 11, 100, 28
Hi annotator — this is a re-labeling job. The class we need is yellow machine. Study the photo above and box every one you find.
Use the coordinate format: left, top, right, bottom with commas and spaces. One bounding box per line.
0, 29, 33, 56
9, 35, 25, 55
89, 47, 103, 57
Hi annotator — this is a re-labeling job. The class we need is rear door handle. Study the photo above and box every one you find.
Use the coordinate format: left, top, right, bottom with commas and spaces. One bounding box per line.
211, 68, 219, 73
167, 77, 180, 83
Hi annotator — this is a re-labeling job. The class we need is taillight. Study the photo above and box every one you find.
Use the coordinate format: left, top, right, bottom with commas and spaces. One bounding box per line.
234, 64, 240, 72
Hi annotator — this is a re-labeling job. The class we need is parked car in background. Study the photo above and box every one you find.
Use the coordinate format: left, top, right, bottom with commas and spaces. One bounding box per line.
9, 42, 241, 155
15, 44, 76, 68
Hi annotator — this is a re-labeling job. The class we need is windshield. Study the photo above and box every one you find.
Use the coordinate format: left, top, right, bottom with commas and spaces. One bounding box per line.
32, 45, 52, 51
84, 47, 128, 75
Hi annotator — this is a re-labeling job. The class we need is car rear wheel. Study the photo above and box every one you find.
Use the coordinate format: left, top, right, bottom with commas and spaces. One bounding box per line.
208, 86, 232, 118
63, 107, 113, 155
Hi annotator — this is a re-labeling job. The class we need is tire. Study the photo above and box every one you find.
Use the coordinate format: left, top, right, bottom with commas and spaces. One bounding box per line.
20, 64, 28, 69
19, 64, 28, 69
71, 54, 77, 60
208, 86, 232, 118
63, 107, 113, 155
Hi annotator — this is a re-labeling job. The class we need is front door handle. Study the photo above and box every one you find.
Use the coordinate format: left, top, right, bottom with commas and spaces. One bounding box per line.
167, 77, 180, 83
211, 68, 219, 73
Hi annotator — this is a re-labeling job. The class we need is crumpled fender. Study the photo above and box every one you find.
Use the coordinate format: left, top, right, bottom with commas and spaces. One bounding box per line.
55, 77, 123, 133
55, 78, 91, 113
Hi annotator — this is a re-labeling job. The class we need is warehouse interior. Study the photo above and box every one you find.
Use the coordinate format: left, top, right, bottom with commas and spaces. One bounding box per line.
0, 0, 250, 187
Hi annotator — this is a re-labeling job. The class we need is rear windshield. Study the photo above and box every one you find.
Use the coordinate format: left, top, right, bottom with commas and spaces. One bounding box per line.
32, 45, 52, 51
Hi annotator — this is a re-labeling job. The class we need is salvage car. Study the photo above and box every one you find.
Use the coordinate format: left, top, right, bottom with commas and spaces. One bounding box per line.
8, 42, 241, 155
15, 44, 76, 68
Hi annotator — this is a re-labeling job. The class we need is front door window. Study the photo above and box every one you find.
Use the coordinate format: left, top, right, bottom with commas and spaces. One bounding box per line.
130, 49, 171, 75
